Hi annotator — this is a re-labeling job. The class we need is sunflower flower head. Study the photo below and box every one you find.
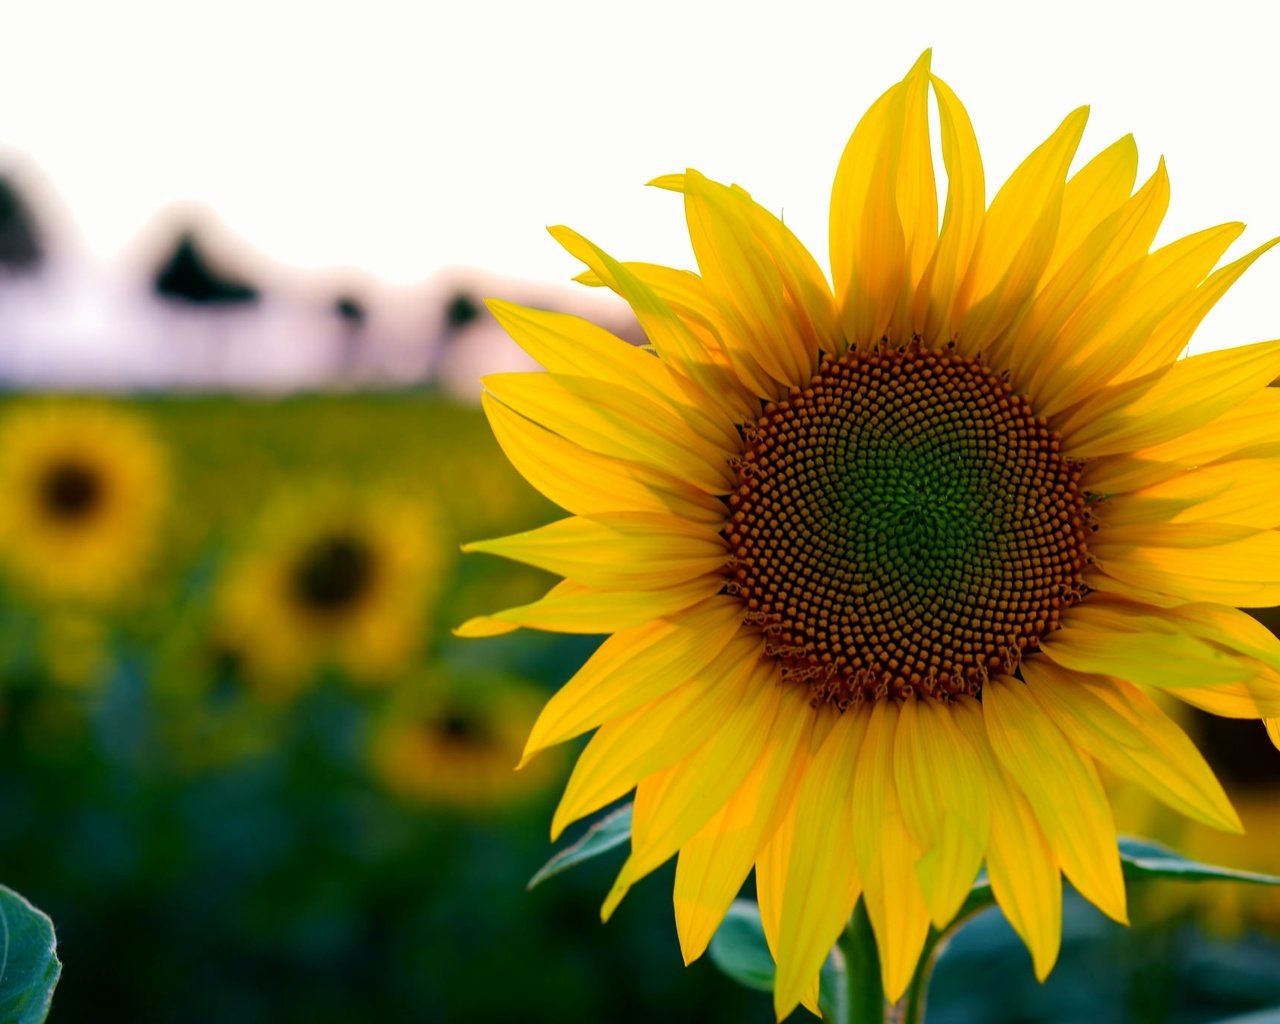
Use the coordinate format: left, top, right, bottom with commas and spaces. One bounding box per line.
214, 486, 448, 698
0, 400, 169, 603
369, 672, 560, 811
462, 51, 1280, 1017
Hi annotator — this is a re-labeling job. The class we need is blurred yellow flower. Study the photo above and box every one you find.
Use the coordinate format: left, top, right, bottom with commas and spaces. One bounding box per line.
464, 51, 1280, 1015
369, 674, 560, 810
213, 486, 447, 699
0, 401, 168, 603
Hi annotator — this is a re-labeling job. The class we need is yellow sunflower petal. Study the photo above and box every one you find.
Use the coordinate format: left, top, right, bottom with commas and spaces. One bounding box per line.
895, 52, 939, 307
952, 697, 1062, 980
1103, 458, 1280, 530
772, 705, 869, 1020
464, 512, 725, 591
830, 54, 922, 346
952, 106, 1088, 353
894, 698, 990, 926
672, 688, 817, 964
1087, 387, 1280, 495
1174, 682, 1269, 719
851, 701, 932, 1003
1091, 523, 1280, 608
1021, 658, 1240, 832
1034, 222, 1244, 415
917, 71, 984, 342
483, 371, 734, 494
453, 575, 724, 638
486, 299, 677, 401
1267, 718, 1280, 751
1045, 134, 1138, 279
482, 392, 723, 524
1039, 622, 1254, 693
984, 676, 1127, 925
521, 597, 745, 764
754, 797, 795, 962
550, 637, 758, 839
574, 258, 764, 419
602, 668, 782, 920
675, 169, 837, 383
1124, 235, 1280, 380
486, 299, 739, 451
549, 225, 766, 409
754, 802, 825, 1018
1000, 160, 1168, 379
1061, 337, 1280, 459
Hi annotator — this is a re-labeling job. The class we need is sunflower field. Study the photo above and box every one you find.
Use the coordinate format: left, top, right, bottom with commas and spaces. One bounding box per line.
0, 393, 764, 1022
0, 391, 1278, 1024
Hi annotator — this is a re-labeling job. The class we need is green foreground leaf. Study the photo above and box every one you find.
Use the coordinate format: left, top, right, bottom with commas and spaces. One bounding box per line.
0, 885, 61, 1024
708, 900, 845, 1019
527, 804, 632, 890
1204, 1011, 1280, 1024
1117, 837, 1280, 886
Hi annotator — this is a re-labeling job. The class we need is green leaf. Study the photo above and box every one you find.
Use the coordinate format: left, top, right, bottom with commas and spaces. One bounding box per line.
1203, 1011, 1280, 1024
952, 837, 1280, 923
0, 885, 61, 1024
708, 901, 776, 993
708, 900, 846, 1018
527, 803, 632, 889
1117, 837, 1280, 886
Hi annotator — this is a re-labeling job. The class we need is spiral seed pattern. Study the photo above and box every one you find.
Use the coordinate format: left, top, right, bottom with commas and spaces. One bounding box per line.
724, 344, 1091, 706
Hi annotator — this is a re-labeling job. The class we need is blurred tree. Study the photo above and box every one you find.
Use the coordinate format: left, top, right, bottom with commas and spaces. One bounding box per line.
0, 174, 44, 275
333, 295, 366, 329
444, 292, 480, 331
153, 231, 259, 307
332, 294, 368, 377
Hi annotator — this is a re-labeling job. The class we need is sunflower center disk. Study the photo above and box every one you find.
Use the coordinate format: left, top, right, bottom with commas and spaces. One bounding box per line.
724, 345, 1091, 705
292, 534, 377, 613
40, 460, 104, 523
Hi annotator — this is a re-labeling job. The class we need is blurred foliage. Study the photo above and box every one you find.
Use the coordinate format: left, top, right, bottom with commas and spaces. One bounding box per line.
153, 231, 259, 307
0, 393, 758, 1023
0, 392, 1278, 1023
0, 174, 43, 274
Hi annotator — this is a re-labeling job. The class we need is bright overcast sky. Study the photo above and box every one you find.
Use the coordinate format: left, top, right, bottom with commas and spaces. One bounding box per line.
3, 0, 1277, 353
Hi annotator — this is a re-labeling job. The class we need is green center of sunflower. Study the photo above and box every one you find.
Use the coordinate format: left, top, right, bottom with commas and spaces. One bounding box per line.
39, 459, 105, 523
725, 344, 1091, 706
291, 533, 377, 613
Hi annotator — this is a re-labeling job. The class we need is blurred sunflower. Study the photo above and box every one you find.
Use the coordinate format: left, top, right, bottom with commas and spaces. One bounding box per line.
214, 488, 447, 699
369, 674, 561, 810
462, 52, 1280, 1016
0, 401, 168, 603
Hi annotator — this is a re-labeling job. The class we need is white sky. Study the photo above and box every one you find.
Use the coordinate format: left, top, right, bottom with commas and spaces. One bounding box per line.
2, 0, 1277, 353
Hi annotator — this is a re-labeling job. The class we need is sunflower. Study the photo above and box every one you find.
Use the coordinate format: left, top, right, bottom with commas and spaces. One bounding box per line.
0, 401, 168, 603
214, 488, 446, 699
460, 52, 1280, 1016
369, 673, 560, 810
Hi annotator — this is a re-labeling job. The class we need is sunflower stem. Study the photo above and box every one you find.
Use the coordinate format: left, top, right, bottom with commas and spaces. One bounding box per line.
836, 902, 885, 1024
893, 904, 987, 1024
896, 932, 939, 1024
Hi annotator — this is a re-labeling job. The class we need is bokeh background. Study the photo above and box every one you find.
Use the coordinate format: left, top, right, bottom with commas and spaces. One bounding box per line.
3, 2, 1280, 1021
